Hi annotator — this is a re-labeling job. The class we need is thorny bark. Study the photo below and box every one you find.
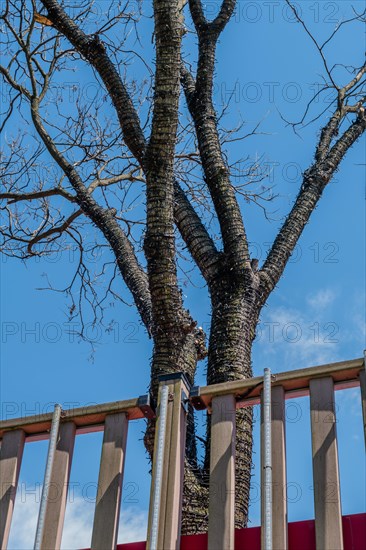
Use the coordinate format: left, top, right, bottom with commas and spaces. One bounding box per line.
1, 0, 365, 533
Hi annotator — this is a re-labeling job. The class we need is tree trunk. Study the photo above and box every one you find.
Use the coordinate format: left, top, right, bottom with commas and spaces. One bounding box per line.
181, 272, 261, 533
144, 321, 208, 493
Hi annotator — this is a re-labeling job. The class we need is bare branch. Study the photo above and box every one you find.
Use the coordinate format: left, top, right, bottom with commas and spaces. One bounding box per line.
37, 0, 219, 285
181, 31, 250, 274
211, 0, 237, 34
0, 65, 31, 98
342, 64, 366, 94
144, 0, 189, 335
315, 65, 366, 161
284, 0, 338, 88
27, 208, 82, 253
326, 109, 366, 167
260, 107, 366, 299
188, 0, 237, 34
174, 181, 221, 282
41, 0, 146, 164
188, 0, 207, 31
87, 169, 145, 193
28, 94, 153, 333
0, 188, 76, 203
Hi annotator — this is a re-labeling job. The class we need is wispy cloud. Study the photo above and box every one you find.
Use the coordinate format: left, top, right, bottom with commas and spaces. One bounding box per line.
8, 489, 147, 550
7, 494, 38, 550
255, 302, 341, 371
306, 288, 336, 311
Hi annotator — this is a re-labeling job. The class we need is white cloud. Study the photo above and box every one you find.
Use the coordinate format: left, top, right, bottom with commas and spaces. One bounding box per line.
349, 290, 366, 346
7, 494, 38, 549
335, 387, 363, 420
8, 487, 147, 550
118, 507, 148, 544
306, 288, 336, 311
62, 498, 94, 549
256, 304, 341, 371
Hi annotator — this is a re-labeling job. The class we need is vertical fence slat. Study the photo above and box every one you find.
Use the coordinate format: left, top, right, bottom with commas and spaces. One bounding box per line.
147, 374, 189, 550
163, 379, 187, 547
0, 429, 25, 549
40, 421, 76, 549
310, 377, 343, 550
91, 412, 128, 550
153, 386, 173, 550
271, 385, 288, 550
359, 369, 366, 449
208, 394, 236, 550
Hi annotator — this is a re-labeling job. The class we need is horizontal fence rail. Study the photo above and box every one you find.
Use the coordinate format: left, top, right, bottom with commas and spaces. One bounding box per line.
0, 395, 155, 441
189, 357, 364, 410
0, 395, 154, 550
0, 356, 365, 550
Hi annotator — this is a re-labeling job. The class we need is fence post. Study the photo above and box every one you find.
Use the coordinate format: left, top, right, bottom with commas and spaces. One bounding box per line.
207, 394, 236, 550
310, 376, 343, 550
271, 385, 288, 550
39, 422, 76, 549
147, 372, 190, 550
0, 429, 25, 549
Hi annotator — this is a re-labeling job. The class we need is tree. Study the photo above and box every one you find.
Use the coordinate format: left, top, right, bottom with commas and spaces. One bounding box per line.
1, 0, 365, 533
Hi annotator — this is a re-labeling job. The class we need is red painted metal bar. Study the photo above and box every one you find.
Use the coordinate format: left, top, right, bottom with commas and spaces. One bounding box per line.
82, 514, 366, 550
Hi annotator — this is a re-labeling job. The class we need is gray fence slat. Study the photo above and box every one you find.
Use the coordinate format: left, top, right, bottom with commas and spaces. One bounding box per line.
310, 377, 343, 550
40, 421, 76, 549
91, 412, 128, 550
271, 385, 288, 550
208, 394, 236, 550
0, 429, 25, 549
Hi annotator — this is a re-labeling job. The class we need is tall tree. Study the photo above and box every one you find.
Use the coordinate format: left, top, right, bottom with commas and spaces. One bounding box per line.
1, 0, 365, 532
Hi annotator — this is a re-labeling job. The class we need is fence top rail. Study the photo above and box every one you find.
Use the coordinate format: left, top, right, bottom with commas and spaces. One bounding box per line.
190, 357, 364, 410
0, 357, 363, 440
0, 395, 154, 441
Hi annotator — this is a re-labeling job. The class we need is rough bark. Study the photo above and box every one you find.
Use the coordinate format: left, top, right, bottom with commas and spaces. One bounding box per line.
30, 97, 153, 332
260, 110, 366, 300
1, 0, 364, 536
40, 0, 221, 286
207, 269, 261, 528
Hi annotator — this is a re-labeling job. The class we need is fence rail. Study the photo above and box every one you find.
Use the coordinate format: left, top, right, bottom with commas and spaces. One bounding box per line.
0, 395, 155, 442
0, 356, 365, 549
190, 357, 364, 410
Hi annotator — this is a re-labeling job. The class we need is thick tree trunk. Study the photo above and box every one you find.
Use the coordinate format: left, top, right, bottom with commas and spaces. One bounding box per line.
144, 294, 258, 534
181, 272, 261, 533
3, 0, 365, 542
144, 318, 208, 499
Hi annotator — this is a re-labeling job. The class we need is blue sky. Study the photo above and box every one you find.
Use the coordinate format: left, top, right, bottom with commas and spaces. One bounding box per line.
1, 1, 365, 547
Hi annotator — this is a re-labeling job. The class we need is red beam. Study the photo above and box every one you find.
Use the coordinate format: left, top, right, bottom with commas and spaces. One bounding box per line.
83, 514, 365, 550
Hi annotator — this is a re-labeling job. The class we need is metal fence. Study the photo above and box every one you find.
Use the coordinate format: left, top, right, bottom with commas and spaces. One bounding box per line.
1, 356, 365, 549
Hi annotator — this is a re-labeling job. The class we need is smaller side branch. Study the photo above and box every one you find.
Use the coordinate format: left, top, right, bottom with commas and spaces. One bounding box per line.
29, 95, 153, 333
211, 0, 237, 33
316, 63, 366, 162
284, 0, 337, 88
188, 0, 236, 33
174, 181, 221, 282
188, 0, 207, 31
27, 209, 82, 253
41, 0, 146, 165
0, 65, 31, 98
326, 110, 366, 169
181, 3, 250, 272
260, 110, 366, 300
0, 188, 76, 204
